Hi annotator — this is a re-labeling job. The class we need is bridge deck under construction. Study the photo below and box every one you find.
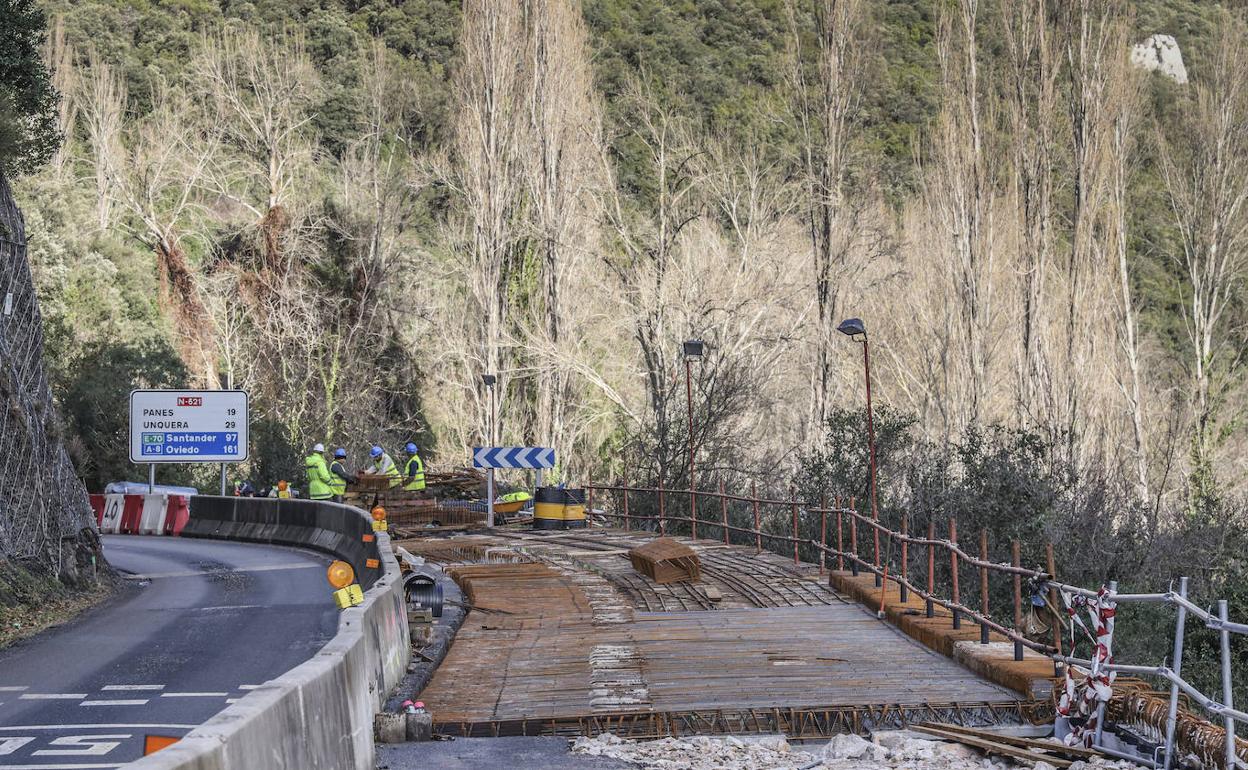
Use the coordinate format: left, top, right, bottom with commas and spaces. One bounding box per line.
396, 527, 1043, 738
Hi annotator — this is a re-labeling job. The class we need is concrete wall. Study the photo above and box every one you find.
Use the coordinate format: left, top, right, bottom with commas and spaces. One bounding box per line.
127, 497, 410, 770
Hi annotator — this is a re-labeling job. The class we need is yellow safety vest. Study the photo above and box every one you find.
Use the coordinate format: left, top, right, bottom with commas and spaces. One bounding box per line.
329, 461, 349, 496
403, 455, 426, 492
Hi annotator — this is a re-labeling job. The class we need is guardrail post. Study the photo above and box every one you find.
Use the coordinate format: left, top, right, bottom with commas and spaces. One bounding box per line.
980, 529, 990, 645
622, 481, 630, 531
752, 481, 761, 553
1012, 540, 1023, 662
820, 494, 828, 576
899, 515, 908, 603
927, 519, 935, 618
1046, 544, 1063, 676
835, 496, 844, 572
1218, 599, 1236, 770
850, 497, 859, 577
658, 481, 666, 536
950, 517, 961, 630
588, 486, 594, 519
691, 486, 698, 541
873, 504, 882, 588
720, 479, 729, 546
791, 491, 799, 565
1162, 576, 1189, 770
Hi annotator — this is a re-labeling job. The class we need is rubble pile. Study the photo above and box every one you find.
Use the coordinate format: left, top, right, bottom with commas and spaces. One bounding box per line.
571, 731, 1150, 770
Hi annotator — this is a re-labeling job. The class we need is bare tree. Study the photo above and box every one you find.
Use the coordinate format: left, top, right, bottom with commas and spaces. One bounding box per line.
194, 28, 318, 271
1097, 33, 1150, 506
926, 0, 994, 433
521, 0, 601, 454
42, 17, 77, 180
1059, 0, 1121, 458
108, 83, 220, 385
447, 0, 528, 446
1158, 12, 1248, 504
1001, 0, 1059, 425
80, 48, 126, 231
595, 77, 703, 481
784, 0, 869, 435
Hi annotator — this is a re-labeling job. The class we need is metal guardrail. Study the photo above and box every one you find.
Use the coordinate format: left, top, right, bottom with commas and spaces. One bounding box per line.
584, 482, 1246, 770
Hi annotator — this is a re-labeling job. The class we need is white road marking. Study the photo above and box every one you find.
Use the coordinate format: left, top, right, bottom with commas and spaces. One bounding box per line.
225, 698, 239, 704
237, 685, 262, 690
0, 686, 29, 692
99, 685, 164, 691
122, 563, 320, 580
0, 724, 194, 731
159, 692, 227, 698
79, 700, 148, 707
34, 734, 129, 756
19, 694, 87, 700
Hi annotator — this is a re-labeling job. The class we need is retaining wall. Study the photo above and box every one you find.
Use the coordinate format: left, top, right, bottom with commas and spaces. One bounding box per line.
126, 496, 409, 770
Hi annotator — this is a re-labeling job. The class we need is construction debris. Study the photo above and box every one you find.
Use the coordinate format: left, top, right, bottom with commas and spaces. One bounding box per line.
628, 537, 701, 584
570, 731, 1149, 770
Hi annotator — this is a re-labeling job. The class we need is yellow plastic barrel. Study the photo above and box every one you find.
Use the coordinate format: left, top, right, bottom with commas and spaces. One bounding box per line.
563, 488, 586, 529
534, 487, 565, 530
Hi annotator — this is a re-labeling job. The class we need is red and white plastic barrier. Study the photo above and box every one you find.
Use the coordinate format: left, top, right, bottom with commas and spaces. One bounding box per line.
94, 494, 190, 537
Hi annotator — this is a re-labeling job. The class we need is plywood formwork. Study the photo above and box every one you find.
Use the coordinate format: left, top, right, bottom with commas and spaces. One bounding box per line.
411, 527, 1043, 738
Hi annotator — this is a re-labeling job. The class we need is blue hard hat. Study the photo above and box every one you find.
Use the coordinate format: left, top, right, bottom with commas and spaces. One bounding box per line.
370, 445, 383, 458
405, 442, 418, 454
334, 447, 347, 459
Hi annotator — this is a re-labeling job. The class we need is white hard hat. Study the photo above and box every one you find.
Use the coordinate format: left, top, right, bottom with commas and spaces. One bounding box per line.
312, 442, 325, 452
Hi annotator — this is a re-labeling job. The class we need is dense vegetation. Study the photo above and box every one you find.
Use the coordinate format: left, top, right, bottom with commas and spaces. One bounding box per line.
1, 0, 1245, 689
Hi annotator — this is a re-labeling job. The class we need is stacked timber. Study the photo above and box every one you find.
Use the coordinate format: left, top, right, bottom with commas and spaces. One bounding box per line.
447, 563, 590, 613
628, 538, 701, 584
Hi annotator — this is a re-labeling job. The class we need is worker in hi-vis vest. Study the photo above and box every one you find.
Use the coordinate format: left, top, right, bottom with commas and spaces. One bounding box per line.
329, 447, 357, 503
304, 443, 334, 501
365, 445, 401, 488
402, 442, 426, 492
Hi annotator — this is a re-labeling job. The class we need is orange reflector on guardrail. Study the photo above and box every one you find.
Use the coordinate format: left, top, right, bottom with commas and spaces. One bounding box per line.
327, 560, 355, 590
144, 735, 179, 755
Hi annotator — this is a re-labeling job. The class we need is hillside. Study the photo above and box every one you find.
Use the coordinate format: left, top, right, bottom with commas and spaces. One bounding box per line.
0, 0, 1245, 646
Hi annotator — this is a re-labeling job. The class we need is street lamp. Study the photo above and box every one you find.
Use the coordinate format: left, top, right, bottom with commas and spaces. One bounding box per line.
683, 340, 704, 536
838, 318, 881, 586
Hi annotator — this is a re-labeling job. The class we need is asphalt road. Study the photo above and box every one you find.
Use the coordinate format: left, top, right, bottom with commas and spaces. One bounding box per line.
0, 535, 338, 768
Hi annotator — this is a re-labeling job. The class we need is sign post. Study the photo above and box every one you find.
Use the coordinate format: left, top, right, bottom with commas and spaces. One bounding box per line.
472, 447, 556, 527
130, 390, 249, 491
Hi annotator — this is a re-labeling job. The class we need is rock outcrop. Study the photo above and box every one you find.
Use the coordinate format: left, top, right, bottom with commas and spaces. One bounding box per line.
0, 172, 99, 583
1130, 34, 1189, 84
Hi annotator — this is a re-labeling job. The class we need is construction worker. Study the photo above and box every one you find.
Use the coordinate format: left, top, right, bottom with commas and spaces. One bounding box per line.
329, 447, 357, 503
304, 443, 334, 501
365, 445, 401, 488
402, 442, 426, 492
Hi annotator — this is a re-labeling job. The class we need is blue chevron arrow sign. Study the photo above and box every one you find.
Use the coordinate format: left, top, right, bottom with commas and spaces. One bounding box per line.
472, 446, 556, 469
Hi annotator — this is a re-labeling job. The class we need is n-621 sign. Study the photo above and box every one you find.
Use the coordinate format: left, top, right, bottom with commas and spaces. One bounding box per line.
129, 390, 249, 464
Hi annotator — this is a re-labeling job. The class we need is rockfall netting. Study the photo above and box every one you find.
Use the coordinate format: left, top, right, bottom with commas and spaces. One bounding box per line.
0, 172, 98, 581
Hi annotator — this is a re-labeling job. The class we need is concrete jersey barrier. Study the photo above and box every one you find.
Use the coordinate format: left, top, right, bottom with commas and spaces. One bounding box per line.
125, 496, 410, 770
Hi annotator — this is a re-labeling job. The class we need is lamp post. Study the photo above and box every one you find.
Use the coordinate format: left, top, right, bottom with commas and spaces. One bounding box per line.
683, 340, 704, 534
837, 318, 880, 586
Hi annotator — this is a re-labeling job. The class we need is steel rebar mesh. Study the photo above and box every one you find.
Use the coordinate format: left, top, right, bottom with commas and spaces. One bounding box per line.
0, 172, 97, 580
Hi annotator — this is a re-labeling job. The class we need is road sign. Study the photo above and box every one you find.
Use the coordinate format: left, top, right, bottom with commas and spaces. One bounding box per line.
472, 446, 555, 469
129, 390, 249, 464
